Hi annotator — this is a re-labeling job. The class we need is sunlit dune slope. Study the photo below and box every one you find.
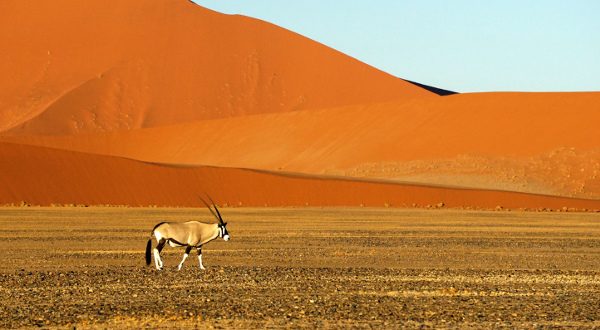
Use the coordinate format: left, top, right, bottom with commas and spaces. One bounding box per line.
6, 92, 599, 198
1, 142, 598, 210
0, 0, 432, 136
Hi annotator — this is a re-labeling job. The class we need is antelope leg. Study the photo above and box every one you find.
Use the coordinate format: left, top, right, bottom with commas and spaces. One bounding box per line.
197, 247, 206, 270
154, 239, 166, 270
178, 246, 193, 271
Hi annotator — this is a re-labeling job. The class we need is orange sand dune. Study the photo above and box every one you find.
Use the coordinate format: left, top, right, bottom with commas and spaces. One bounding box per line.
2, 1, 598, 206
1, 142, 599, 210
6, 91, 599, 198
0, 0, 432, 136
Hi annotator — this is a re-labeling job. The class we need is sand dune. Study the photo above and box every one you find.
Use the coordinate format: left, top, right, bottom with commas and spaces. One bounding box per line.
5, 92, 599, 198
2, 1, 598, 207
1, 142, 599, 210
0, 0, 432, 136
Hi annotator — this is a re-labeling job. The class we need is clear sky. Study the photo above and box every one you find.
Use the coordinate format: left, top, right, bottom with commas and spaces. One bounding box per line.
193, 1, 600, 93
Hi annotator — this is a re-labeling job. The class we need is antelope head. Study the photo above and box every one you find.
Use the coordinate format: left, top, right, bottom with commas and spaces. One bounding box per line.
201, 196, 230, 241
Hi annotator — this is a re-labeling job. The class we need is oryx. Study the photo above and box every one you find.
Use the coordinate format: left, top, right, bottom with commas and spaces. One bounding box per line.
145, 198, 230, 270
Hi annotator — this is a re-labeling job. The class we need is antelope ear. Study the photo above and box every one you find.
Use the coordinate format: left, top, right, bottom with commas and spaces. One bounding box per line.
224, 222, 228, 226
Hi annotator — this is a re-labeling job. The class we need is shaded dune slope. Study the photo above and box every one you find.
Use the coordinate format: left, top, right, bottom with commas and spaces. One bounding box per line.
403, 79, 457, 96
0, 0, 432, 136
1, 142, 599, 210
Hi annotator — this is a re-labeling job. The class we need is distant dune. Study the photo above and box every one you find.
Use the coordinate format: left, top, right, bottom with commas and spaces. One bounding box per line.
1, 142, 599, 210
1, 0, 598, 207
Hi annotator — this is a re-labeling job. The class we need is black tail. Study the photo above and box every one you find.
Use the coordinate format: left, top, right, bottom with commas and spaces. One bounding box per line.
145, 239, 152, 266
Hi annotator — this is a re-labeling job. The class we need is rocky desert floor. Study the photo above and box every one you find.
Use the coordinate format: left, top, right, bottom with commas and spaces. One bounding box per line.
1, 207, 600, 328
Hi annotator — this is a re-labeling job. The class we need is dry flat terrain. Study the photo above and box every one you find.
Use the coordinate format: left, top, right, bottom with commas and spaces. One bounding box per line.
1, 207, 600, 328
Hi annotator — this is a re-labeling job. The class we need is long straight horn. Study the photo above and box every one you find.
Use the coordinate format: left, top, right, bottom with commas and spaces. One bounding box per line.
205, 195, 225, 225
199, 196, 220, 223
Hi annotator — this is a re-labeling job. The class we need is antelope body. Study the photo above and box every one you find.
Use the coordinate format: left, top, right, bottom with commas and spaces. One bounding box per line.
145, 200, 230, 270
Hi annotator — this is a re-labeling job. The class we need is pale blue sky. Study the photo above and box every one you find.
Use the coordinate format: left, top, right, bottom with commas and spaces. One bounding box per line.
193, 1, 600, 93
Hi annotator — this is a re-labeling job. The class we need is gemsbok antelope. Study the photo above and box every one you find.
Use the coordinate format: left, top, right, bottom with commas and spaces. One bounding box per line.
145, 199, 230, 270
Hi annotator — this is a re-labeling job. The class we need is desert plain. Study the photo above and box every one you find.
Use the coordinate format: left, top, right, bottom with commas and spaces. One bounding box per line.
1, 207, 600, 328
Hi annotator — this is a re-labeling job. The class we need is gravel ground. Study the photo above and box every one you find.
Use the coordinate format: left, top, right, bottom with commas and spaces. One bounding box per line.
2, 267, 600, 328
1, 207, 599, 328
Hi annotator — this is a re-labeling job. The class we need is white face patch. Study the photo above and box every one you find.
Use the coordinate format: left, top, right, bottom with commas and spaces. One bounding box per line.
219, 225, 229, 241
